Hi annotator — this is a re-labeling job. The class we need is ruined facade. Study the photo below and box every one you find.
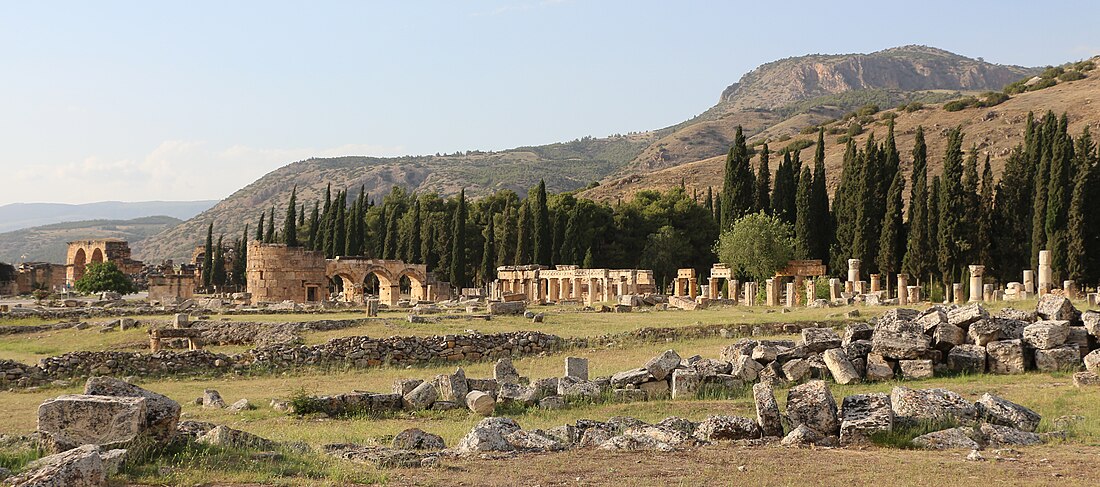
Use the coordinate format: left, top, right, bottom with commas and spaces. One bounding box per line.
245, 242, 443, 306
65, 239, 143, 286
14, 262, 67, 294
147, 274, 196, 303
493, 265, 655, 304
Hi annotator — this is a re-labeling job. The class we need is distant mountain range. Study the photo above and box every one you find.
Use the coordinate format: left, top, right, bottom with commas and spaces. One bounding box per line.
0, 200, 216, 233
0, 216, 184, 264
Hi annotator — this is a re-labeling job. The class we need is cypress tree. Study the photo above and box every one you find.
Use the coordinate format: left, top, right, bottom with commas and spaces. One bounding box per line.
1045, 122, 1073, 282
771, 150, 796, 224
233, 224, 248, 287
383, 205, 400, 259
720, 126, 755, 227
284, 186, 298, 247
202, 223, 214, 290
423, 220, 439, 270
938, 127, 967, 286
852, 135, 879, 272
962, 148, 981, 264
704, 187, 714, 221
298, 203, 305, 228
480, 214, 495, 284
497, 205, 517, 268
753, 143, 771, 214
212, 236, 226, 288
255, 212, 264, 242
550, 207, 565, 265
307, 201, 319, 250
264, 206, 275, 243
903, 126, 930, 279
793, 165, 814, 258
533, 180, 551, 265
562, 206, 582, 264
449, 189, 467, 287
1067, 157, 1089, 282
583, 247, 594, 268
831, 138, 860, 272
409, 199, 422, 264
927, 176, 941, 286
1030, 112, 1056, 271
332, 194, 345, 258
319, 184, 332, 253
977, 155, 995, 268
810, 128, 830, 262
877, 169, 905, 282
515, 201, 532, 264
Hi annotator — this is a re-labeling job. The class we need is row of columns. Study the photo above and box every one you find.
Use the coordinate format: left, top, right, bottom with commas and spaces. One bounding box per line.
499, 275, 641, 305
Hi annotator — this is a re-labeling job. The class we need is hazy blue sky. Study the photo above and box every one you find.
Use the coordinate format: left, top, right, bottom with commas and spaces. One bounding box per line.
1, 1, 1097, 205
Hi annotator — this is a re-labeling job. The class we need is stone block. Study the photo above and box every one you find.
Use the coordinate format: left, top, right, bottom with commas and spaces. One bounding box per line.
899, 359, 934, 379
801, 328, 842, 353
975, 393, 1041, 432
947, 344, 987, 374
38, 394, 147, 453
670, 369, 700, 399
865, 354, 894, 381
465, 390, 496, 416
83, 376, 180, 444
839, 392, 893, 444
610, 368, 652, 387
1073, 371, 1100, 387
1036, 294, 1079, 321
1034, 346, 1082, 372
638, 379, 670, 398
890, 386, 976, 426
752, 382, 783, 438
932, 323, 965, 352
947, 303, 988, 327
402, 381, 438, 410
782, 358, 812, 383
644, 350, 681, 381
1022, 321, 1071, 349
565, 357, 589, 380
986, 339, 1026, 374
785, 380, 839, 437
822, 348, 860, 385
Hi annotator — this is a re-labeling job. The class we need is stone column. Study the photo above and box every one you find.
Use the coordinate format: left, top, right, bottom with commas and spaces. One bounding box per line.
548, 278, 559, 303
765, 279, 778, 306
673, 278, 684, 297
708, 277, 719, 300
793, 275, 804, 306
1022, 270, 1035, 295
983, 283, 995, 302
907, 285, 920, 303
968, 265, 985, 303
829, 278, 841, 301
574, 278, 583, 300
897, 274, 909, 305
730, 280, 739, 304
847, 259, 861, 287
785, 282, 796, 307
1064, 280, 1077, 300
588, 278, 598, 305
689, 278, 698, 300
952, 283, 964, 304
744, 282, 756, 306
1038, 250, 1053, 296
558, 278, 567, 302
603, 278, 613, 302
870, 274, 881, 293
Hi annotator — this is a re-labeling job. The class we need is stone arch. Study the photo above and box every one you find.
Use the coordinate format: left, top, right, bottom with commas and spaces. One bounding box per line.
89, 248, 104, 264
71, 248, 87, 283
395, 267, 427, 301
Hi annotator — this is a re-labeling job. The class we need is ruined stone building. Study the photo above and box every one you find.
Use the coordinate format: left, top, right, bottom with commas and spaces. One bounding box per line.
190, 244, 239, 287
65, 239, 143, 287
12, 262, 67, 294
493, 265, 655, 304
245, 241, 447, 306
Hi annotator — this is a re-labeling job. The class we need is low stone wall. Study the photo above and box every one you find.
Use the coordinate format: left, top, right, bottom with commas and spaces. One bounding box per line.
0, 331, 565, 389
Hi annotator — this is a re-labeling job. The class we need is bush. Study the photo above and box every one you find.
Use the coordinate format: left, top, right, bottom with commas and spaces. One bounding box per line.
943, 97, 976, 112
784, 139, 814, 153
1040, 66, 1064, 79
1028, 78, 1057, 91
902, 102, 924, 113
1072, 60, 1095, 72
977, 91, 1009, 107
73, 262, 136, 295
714, 212, 795, 283
836, 135, 850, 145
799, 126, 819, 135
1059, 70, 1086, 82
880, 111, 898, 121
856, 104, 880, 117
846, 123, 864, 137
1003, 80, 1028, 95
826, 126, 844, 135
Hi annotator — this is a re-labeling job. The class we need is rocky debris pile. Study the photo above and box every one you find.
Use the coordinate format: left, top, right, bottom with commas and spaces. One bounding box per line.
5, 444, 124, 487
192, 318, 371, 348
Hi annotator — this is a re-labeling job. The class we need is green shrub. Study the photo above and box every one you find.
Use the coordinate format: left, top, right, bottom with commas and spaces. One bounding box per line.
902, 102, 924, 112
1028, 78, 1057, 91
1059, 70, 1086, 82
943, 97, 976, 112
977, 91, 1009, 107
799, 126, 819, 135
1072, 60, 1095, 72
1003, 80, 1028, 95
287, 388, 325, 415
837, 135, 850, 145
784, 139, 814, 153
1040, 66, 1064, 79
846, 123, 863, 137
826, 126, 844, 135
880, 111, 898, 121
856, 104, 879, 117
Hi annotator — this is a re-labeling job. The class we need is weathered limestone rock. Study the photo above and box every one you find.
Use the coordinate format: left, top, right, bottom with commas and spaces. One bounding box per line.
531, 378, 560, 400
429, 400, 461, 411
781, 358, 812, 383
781, 424, 830, 447
623, 424, 693, 447
392, 428, 445, 450
1022, 321, 1071, 349
565, 357, 589, 380
488, 301, 526, 316
693, 358, 732, 377
455, 417, 521, 454
6, 444, 106, 487
947, 344, 987, 374
393, 379, 423, 396
644, 350, 681, 381
986, 340, 1026, 374
785, 380, 839, 437
598, 432, 674, 452
228, 398, 253, 413
751, 344, 778, 362
197, 426, 277, 450
839, 393, 893, 444
843, 339, 873, 360
822, 348, 860, 385
38, 395, 146, 453
757, 361, 786, 387
871, 323, 931, 360
980, 423, 1042, 446
915, 308, 947, 332
898, 359, 933, 380
1067, 327, 1090, 356
801, 328, 842, 353
966, 319, 1001, 346
912, 427, 980, 450
890, 387, 977, 425
465, 391, 496, 416
975, 394, 1041, 432
842, 323, 874, 345
201, 389, 225, 409
1084, 349, 1100, 375
1083, 310, 1100, 337
729, 355, 763, 382
466, 378, 498, 398
402, 381, 438, 410
504, 429, 565, 452
932, 323, 966, 352
556, 376, 600, 400
692, 415, 760, 441
435, 368, 469, 403
538, 396, 567, 410
610, 368, 652, 387
670, 369, 700, 399
947, 303, 988, 328
1035, 294, 1079, 321
719, 339, 757, 362
638, 379, 669, 398
1034, 346, 1082, 372
864, 354, 894, 381
83, 376, 179, 444
1073, 371, 1100, 387
752, 382, 783, 438
497, 382, 537, 405
493, 358, 520, 384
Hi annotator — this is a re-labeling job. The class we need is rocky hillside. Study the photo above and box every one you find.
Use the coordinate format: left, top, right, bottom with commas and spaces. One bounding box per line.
139, 46, 1039, 261
582, 56, 1100, 203
0, 216, 182, 264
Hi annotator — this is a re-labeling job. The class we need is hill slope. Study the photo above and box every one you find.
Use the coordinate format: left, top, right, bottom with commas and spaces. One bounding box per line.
139, 46, 1038, 261
0, 200, 215, 233
0, 216, 184, 264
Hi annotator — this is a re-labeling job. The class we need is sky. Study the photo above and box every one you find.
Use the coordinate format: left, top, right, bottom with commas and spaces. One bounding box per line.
1, 1, 1097, 205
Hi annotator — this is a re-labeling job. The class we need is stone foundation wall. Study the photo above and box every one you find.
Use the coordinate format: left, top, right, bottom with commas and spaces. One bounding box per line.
148, 275, 195, 302
246, 242, 328, 305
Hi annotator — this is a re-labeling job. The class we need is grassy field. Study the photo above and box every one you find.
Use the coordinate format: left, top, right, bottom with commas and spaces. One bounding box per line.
0, 298, 1097, 485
